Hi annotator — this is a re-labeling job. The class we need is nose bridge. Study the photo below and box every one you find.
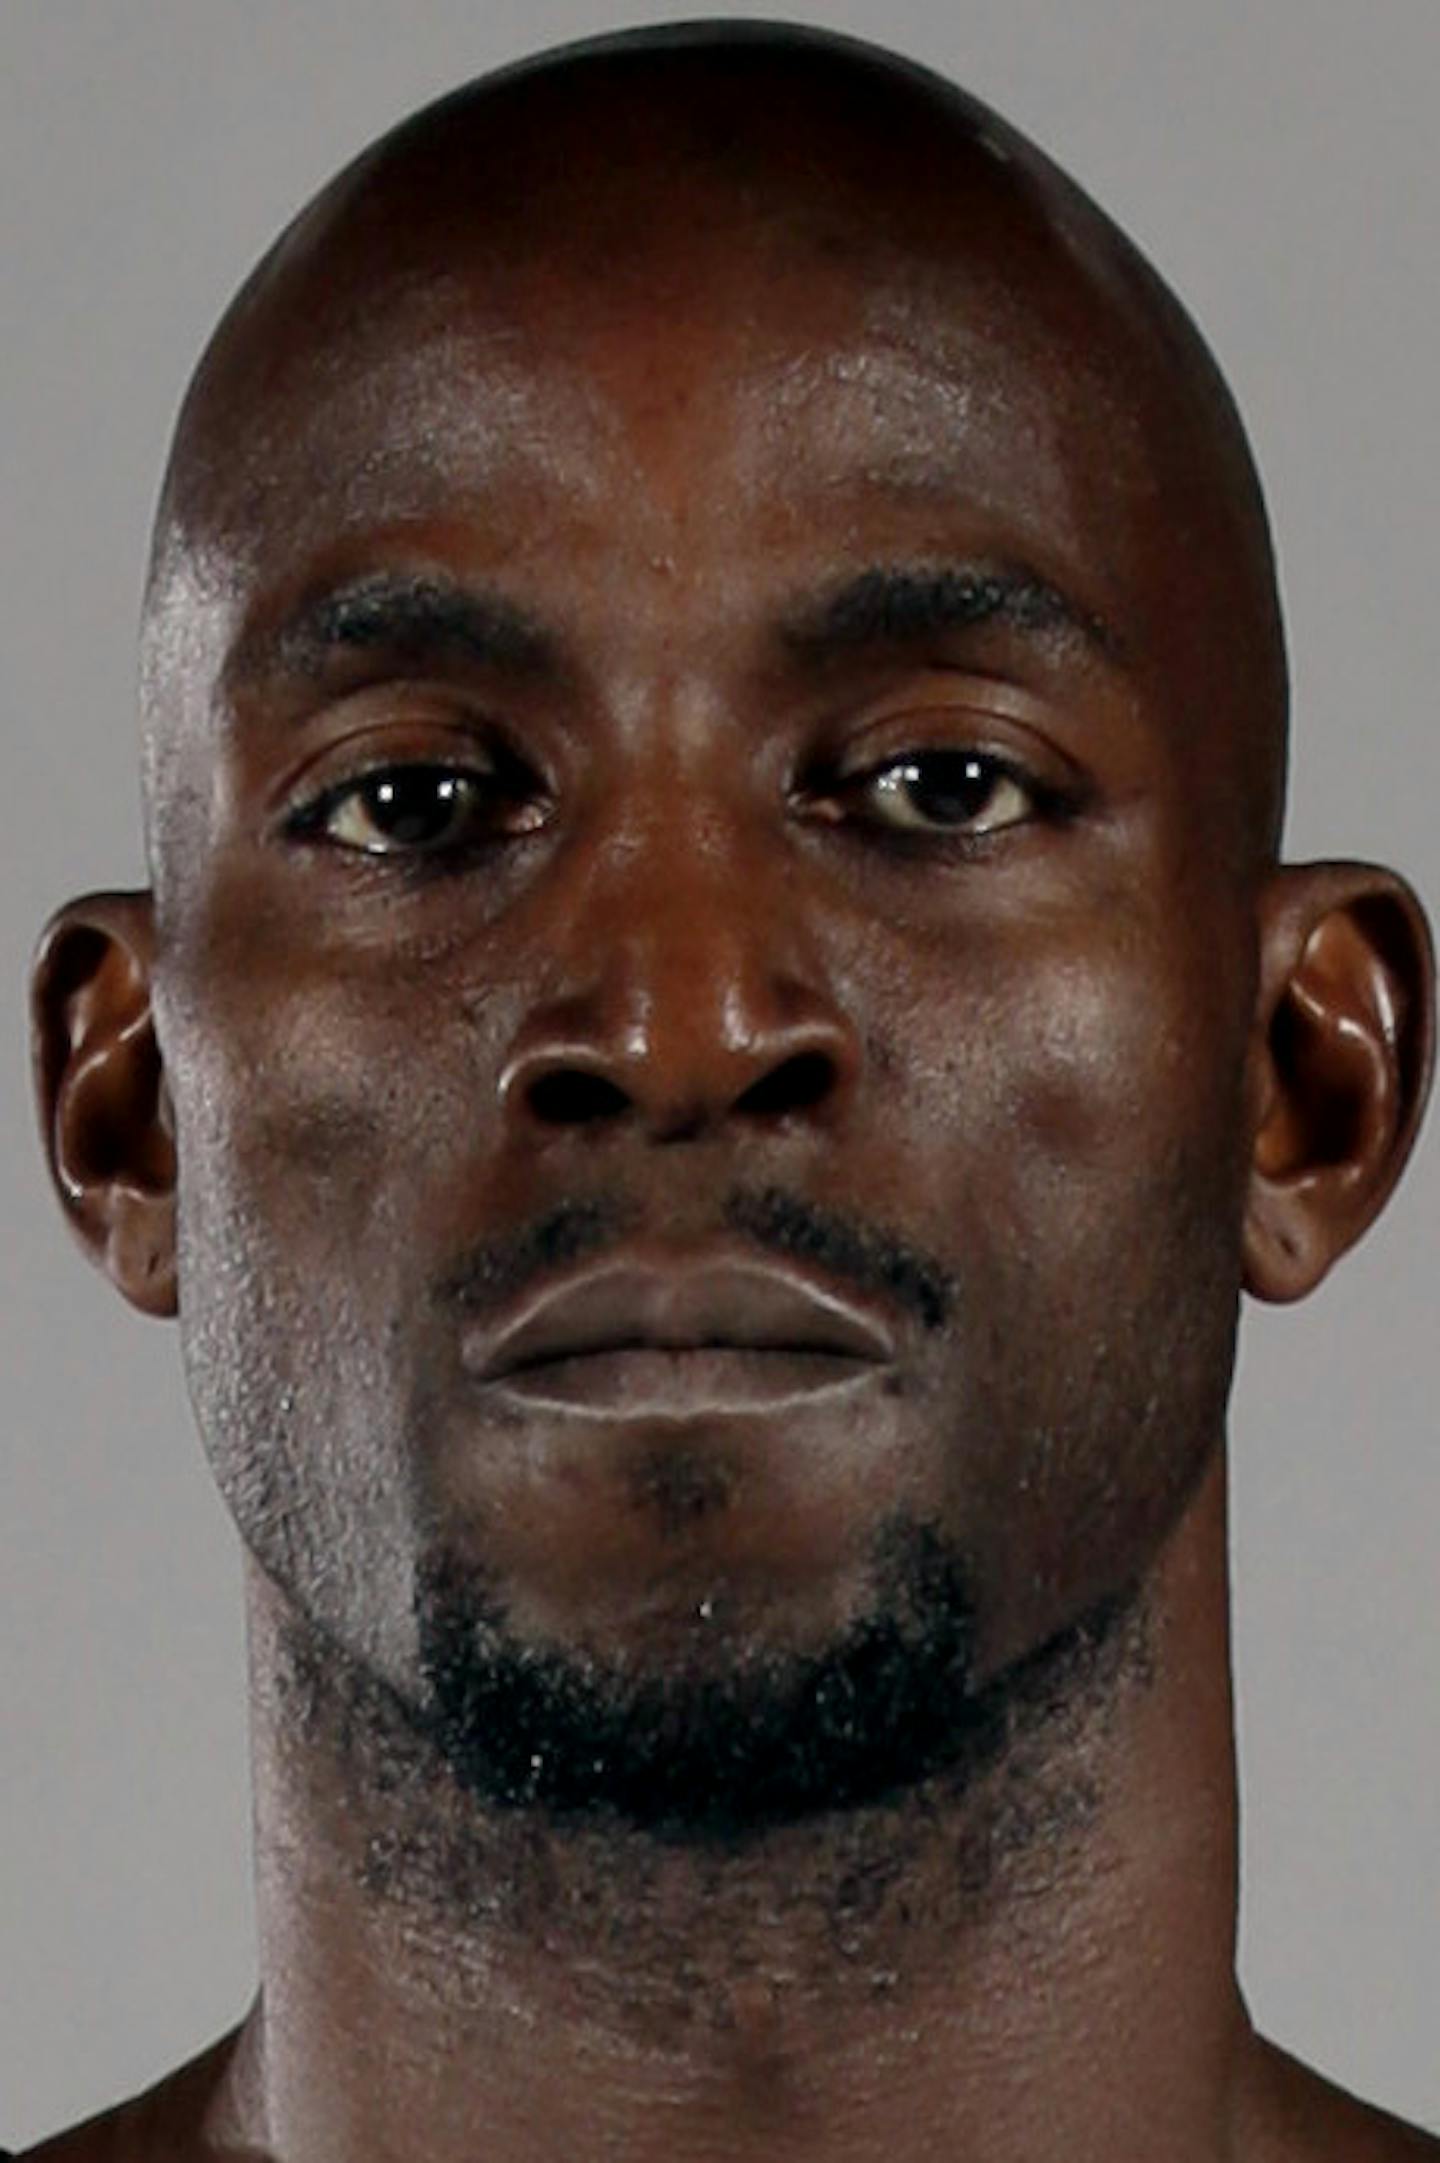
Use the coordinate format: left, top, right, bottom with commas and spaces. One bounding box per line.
617, 795, 791, 1039
498, 781, 860, 1140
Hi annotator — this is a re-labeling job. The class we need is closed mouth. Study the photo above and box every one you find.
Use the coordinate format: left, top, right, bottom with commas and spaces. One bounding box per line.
485, 1341, 882, 1415
461, 1249, 897, 1415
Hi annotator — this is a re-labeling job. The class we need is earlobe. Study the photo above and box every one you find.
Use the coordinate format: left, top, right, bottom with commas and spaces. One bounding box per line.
1243, 864, 1435, 1303
30, 891, 178, 1318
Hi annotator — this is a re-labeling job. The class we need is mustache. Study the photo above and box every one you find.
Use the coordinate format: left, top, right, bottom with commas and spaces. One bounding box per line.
435, 1181, 955, 1335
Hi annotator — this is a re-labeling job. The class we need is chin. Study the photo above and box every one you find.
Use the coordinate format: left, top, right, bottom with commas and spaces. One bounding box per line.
397, 1517, 1141, 1846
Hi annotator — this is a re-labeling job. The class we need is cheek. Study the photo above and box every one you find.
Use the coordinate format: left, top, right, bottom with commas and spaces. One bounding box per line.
163, 911, 500, 1271
899, 902, 1248, 1190
156, 937, 505, 1676
878, 913, 1251, 1663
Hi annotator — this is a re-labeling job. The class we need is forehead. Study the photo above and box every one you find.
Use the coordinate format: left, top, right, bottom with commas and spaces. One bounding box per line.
145, 85, 1282, 889
174, 186, 1206, 667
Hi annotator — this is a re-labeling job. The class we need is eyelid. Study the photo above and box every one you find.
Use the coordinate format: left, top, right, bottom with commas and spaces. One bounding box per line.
788, 684, 1094, 848
279, 753, 552, 867
825, 687, 1084, 790
263, 699, 529, 826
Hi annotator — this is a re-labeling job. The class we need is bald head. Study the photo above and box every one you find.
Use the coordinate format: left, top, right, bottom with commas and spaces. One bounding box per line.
42, 20, 1435, 1903
141, 22, 1287, 893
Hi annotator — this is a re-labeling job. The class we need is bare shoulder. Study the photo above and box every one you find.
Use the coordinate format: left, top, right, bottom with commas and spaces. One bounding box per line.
1243, 2037, 1440, 2163
16, 2029, 249, 2163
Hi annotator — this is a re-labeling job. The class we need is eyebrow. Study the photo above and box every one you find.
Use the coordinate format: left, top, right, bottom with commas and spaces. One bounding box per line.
229, 570, 559, 690
229, 556, 1120, 702
779, 563, 1122, 666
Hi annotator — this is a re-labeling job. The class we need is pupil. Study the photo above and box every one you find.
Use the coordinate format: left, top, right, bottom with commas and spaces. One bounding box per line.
369, 770, 464, 846
905, 753, 991, 823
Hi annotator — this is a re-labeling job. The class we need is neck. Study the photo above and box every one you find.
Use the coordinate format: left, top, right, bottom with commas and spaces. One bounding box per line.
215, 1455, 1250, 2163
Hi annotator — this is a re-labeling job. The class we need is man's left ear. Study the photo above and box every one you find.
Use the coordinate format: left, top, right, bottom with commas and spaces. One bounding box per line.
1244, 862, 1435, 1303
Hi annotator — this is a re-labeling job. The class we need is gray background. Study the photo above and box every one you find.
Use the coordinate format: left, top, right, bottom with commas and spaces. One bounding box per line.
2, 0, 1436, 2145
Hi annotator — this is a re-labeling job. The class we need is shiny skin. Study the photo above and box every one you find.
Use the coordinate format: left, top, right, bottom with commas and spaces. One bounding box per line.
29, 28, 1435, 2163
145, 123, 1273, 1722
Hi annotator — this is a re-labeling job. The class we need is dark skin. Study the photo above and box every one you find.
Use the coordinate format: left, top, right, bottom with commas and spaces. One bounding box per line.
25, 26, 1438, 2163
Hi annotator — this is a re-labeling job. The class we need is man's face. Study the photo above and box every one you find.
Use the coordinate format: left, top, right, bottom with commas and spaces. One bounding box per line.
146, 164, 1268, 1837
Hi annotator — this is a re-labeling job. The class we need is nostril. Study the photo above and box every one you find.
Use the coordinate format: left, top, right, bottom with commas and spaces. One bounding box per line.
508, 1038, 847, 1136
526, 1068, 633, 1127
736, 1049, 838, 1120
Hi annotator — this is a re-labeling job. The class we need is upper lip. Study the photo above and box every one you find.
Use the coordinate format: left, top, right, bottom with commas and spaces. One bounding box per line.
466, 1249, 899, 1383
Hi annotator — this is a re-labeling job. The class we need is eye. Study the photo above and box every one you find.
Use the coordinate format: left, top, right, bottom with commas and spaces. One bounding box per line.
289, 762, 543, 856
844, 750, 1036, 835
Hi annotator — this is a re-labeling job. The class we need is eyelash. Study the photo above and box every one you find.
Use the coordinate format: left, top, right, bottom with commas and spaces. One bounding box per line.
818, 749, 1065, 843
282, 758, 541, 865
281, 745, 1069, 871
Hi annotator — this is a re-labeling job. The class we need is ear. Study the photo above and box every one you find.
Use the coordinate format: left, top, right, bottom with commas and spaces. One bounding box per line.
30, 890, 178, 1318
1243, 862, 1435, 1303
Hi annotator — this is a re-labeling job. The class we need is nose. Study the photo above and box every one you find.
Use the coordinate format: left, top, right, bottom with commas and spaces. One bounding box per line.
497, 843, 862, 1146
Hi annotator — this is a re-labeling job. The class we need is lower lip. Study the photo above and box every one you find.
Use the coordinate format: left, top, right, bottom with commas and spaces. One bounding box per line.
481, 1346, 885, 1417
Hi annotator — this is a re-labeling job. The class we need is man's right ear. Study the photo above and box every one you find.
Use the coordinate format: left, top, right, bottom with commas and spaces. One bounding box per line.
30, 891, 177, 1318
